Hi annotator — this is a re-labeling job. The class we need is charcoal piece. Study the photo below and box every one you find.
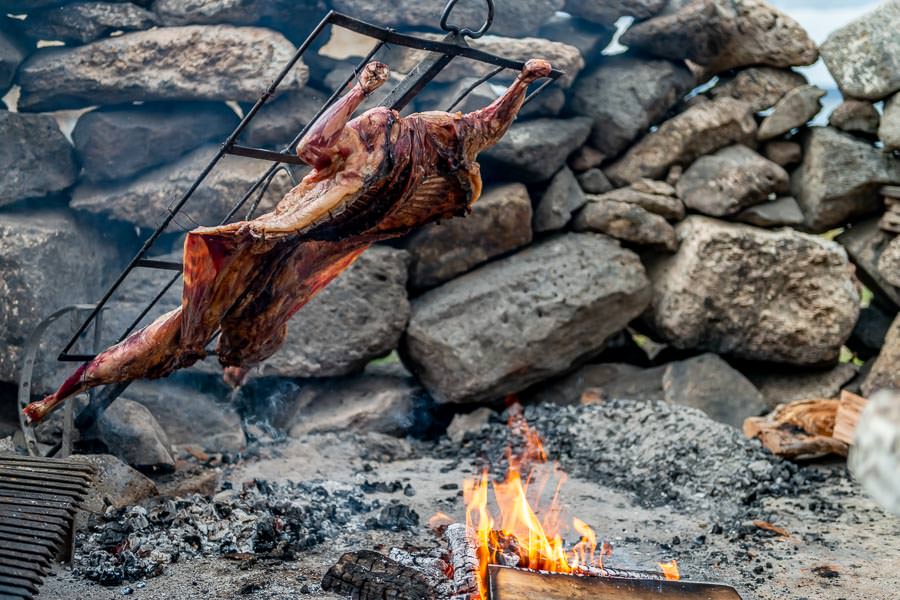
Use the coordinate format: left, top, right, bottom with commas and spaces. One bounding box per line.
321, 550, 438, 600
366, 503, 420, 531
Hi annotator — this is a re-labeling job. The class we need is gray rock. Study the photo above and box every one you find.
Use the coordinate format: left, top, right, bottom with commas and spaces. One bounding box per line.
73, 102, 239, 183
676, 145, 789, 216
878, 235, 900, 287
880, 93, 900, 152
18, 2, 158, 44
862, 315, 900, 395
0, 26, 26, 95
735, 196, 805, 227
605, 97, 756, 185
402, 233, 652, 404
851, 304, 895, 361
446, 407, 497, 443
0, 111, 77, 205
534, 167, 586, 232
538, 13, 615, 62
69, 454, 159, 513
829, 99, 880, 137
791, 127, 900, 232
748, 363, 858, 408
71, 144, 293, 229
564, 0, 667, 26
482, 117, 592, 182
151, 0, 326, 38
404, 183, 533, 288
569, 146, 607, 172
240, 88, 326, 149
819, 0, 900, 101
576, 168, 612, 194
568, 54, 694, 157
16, 25, 306, 111
662, 353, 767, 428
621, 0, 817, 75
837, 218, 900, 308
124, 379, 245, 453
526, 362, 666, 405
757, 85, 826, 140
97, 398, 175, 473
416, 75, 565, 120
573, 199, 678, 251
586, 187, 685, 221
647, 216, 860, 365
762, 140, 802, 167
710, 67, 808, 113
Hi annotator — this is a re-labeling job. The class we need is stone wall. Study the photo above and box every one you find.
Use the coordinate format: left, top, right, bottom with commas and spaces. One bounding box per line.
1, 0, 899, 451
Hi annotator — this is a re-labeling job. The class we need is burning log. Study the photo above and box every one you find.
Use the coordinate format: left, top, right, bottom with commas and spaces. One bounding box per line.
743, 398, 848, 459
833, 390, 868, 445
321, 550, 439, 600
446, 522, 481, 597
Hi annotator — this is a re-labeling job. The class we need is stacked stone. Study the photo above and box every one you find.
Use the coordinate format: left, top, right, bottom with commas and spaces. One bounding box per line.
0, 0, 899, 467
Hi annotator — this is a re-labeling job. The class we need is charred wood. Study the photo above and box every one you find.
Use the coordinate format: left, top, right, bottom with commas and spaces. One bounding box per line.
321, 550, 439, 600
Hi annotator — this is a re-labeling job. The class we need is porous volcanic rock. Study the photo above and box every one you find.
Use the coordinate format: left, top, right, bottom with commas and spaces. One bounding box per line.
240, 88, 326, 149
404, 183, 533, 288
862, 315, 900, 396
583, 185, 684, 221
880, 93, 900, 152
16, 25, 306, 111
0, 26, 26, 95
748, 363, 858, 408
152, 0, 327, 38
537, 13, 615, 63
605, 97, 756, 185
819, 0, 900, 101
568, 54, 694, 157
757, 85, 826, 140
878, 235, 900, 288
73, 102, 239, 183
675, 145, 789, 216
402, 233, 652, 404
837, 218, 900, 308
534, 167, 586, 232
564, 0, 667, 26
762, 140, 802, 167
735, 196, 804, 228
17, 2, 158, 44
829, 99, 880, 138
70, 144, 292, 229
647, 216, 860, 365
97, 398, 175, 474
0, 111, 77, 205
573, 199, 678, 251
621, 0, 817, 75
482, 117, 592, 182
576, 168, 612, 194
710, 66, 807, 113
662, 353, 767, 428
791, 127, 900, 232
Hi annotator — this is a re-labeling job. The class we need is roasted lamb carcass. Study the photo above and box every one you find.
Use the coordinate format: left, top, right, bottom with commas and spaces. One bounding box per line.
24, 58, 553, 424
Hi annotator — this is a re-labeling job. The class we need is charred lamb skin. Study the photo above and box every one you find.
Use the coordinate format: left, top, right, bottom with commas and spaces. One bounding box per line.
24, 59, 553, 424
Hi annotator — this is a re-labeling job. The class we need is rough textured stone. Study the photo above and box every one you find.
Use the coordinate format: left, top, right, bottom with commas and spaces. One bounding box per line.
762, 141, 802, 167
573, 200, 678, 251
878, 235, 900, 288
621, 0, 817, 75
710, 67, 807, 113
735, 196, 805, 228
586, 187, 685, 221
647, 216, 860, 365
676, 145, 789, 216
880, 93, 900, 152
70, 454, 158, 513
151, 0, 326, 39
605, 97, 756, 185
819, 0, 900, 101
748, 363, 858, 408
829, 99, 880, 138
0, 26, 26, 95
482, 117, 592, 182
18, 2, 158, 44
527, 363, 666, 406
404, 183, 533, 288
791, 127, 900, 232
757, 85, 826, 140
538, 13, 615, 63
240, 88, 326, 149
576, 168, 612, 194
564, 0, 667, 26
838, 218, 900, 308
662, 353, 767, 428
569, 146, 607, 172
568, 54, 694, 157
0, 111, 77, 205
97, 398, 175, 473
73, 102, 239, 182
446, 407, 497, 443
402, 234, 652, 404
534, 167, 586, 232
16, 25, 306, 111
862, 315, 900, 396
71, 144, 292, 229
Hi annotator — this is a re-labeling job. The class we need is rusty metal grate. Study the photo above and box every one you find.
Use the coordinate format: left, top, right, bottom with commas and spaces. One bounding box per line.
0, 453, 95, 599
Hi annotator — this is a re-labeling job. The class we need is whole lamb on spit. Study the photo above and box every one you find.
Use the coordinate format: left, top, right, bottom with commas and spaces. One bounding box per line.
24, 58, 553, 424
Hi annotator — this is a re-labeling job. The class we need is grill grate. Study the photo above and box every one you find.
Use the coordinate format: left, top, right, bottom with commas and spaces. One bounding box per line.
0, 453, 95, 600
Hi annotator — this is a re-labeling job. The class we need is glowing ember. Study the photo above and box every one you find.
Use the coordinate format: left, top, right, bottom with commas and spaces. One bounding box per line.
658, 559, 681, 581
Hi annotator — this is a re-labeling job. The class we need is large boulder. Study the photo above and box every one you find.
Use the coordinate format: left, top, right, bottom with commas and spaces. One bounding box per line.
572, 199, 678, 251
96, 398, 175, 474
16, 25, 306, 111
405, 183, 533, 288
152, 0, 327, 40
482, 117, 592, 182
829, 99, 880, 138
70, 144, 292, 229
862, 315, 900, 396
791, 127, 900, 232
838, 218, 900, 308
620, 0, 817, 75
16, 2, 159, 44
534, 167, 586, 232
564, 0, 667, 26
567, 54, 694, 158
0, 26, 26, 95
675, 145, 789, 216
402, 233, 652, 404
819, 0, 900, 101
73, 102, 239, 183
880, 93, 900, 152
605, 97, 756, 185
709, 67, 807, 113
757, 85, 826, 140
0, 111, 78, 206
647, 216, 860, 365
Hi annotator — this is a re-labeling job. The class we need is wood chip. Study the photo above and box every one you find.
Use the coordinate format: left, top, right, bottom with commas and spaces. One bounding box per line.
753, 520, 790, 538
833, 390, 868, 445
743, 399, 848, 459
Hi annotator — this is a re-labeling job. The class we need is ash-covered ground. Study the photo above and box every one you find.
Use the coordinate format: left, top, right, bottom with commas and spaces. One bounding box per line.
42, 400, 900, 600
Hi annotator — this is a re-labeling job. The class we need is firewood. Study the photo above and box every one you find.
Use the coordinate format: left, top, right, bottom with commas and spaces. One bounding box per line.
321, 550, 438, 600
833, 390, 868, 445
445, 523, 480, 597
743, 399, 848, 459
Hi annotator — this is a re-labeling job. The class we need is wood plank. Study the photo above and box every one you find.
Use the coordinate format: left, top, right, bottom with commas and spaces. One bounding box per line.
833, 390, 868, 445
743, 399, 847, 459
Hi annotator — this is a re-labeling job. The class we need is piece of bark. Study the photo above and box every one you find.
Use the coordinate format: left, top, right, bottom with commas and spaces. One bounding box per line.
321, 550, 439, 600
743, 399, 848, 459
833, 390, 868, 445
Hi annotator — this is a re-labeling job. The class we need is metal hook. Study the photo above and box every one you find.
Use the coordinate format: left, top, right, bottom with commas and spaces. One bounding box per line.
440, 0, 494, 39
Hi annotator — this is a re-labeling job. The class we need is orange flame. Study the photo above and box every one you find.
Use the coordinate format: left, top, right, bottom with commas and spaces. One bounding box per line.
658, 559, 681, 581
